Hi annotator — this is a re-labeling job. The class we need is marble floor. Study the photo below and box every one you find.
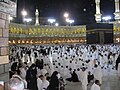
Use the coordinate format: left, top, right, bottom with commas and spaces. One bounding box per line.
65, 70, 120, 90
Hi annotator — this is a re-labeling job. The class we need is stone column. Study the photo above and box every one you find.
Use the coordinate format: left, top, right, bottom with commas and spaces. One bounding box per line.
35, 9, 40, 26
0, 12, 9, 89
95, 0, 102, 22
114, 0, 120, 21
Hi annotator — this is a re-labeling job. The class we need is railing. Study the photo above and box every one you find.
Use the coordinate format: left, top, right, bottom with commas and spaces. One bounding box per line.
9, 23, 86, 38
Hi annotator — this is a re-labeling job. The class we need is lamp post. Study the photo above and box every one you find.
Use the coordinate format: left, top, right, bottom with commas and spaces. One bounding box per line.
66, 18, 75, 26
64, 12, 69, 18
48, 18, 56, 26
64, 12, 69, 25
69, 20, 74, 26
21, 9, 27, 23
23, 18, 32, 25
102, 16, 112, 23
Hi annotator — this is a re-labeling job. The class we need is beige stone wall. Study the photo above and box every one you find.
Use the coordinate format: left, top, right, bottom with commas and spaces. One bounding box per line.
0, 12, 9, 90
0, 12, 9, 64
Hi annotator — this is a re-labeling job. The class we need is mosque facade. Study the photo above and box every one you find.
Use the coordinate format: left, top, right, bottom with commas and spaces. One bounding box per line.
0, 0, 120, 89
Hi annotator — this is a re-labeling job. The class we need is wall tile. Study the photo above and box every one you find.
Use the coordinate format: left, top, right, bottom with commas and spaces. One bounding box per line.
5, 21, 9, 29
0, 38, 8, 47
1, 47, 8, 56
0, 19, 5, 28
0, 28, 2, 37
6, 14, 9, 21
2, 29, 9, 37
0, 65, 4, 74
4, 63, 9, 72
0, 72, 9, 82
1, 13, 6, 20
0, 56, 9, 65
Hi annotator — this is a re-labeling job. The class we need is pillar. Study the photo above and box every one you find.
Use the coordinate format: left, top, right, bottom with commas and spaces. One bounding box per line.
0, 12, 9, 89
114, 0, 120, 21
95, 0, 102, 22
35, 9, 40, 26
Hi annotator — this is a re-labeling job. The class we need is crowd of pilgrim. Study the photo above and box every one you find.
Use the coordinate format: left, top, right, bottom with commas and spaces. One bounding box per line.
8, 44, 120, 90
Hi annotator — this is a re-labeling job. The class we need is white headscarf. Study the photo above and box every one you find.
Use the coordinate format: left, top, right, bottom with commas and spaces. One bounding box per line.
10, 75, 24, 90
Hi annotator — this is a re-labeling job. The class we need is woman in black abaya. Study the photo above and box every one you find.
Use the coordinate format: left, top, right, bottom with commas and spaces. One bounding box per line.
71, 70, 79, 82
49, 71, 59, 90
26, 64, 38, 90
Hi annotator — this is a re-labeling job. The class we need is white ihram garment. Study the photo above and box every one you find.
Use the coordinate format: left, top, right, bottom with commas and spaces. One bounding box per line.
42, 80, 49, 90
37, 78, 42, 90
91, 83, 100, 90
118, 63, 120, 77
81, 71, 88, 90
94, 66, 102, 84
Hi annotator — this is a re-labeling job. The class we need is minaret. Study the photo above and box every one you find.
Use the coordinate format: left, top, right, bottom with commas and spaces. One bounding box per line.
35, 9, 40, 26
95, 0, 102, 22
114, 0, 120, 21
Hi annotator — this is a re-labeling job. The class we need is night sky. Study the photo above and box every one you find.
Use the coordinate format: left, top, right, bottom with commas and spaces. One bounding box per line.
16, 0, 115, 25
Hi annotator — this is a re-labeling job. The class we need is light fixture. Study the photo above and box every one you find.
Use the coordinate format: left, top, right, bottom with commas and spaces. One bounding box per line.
66, 18, 75, 25
23, 18, 32, 22
9, 16, 13, 21
55, 23, 59, 26
102, 16, 112, 21
64, 12, 69, 18
21, 9, 27, 17
48, 18, 56, 24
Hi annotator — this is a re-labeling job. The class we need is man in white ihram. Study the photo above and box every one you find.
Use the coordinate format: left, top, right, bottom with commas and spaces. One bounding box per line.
37, 75, 43, 90
91, 80, 100, 90
94, 64, 102, 84
118, 63, 120, 80
81, 67, 88, 90
42, 76, 50, 90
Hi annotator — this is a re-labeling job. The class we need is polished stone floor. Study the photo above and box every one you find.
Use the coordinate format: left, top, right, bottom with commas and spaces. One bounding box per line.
65, 70, 120, 90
